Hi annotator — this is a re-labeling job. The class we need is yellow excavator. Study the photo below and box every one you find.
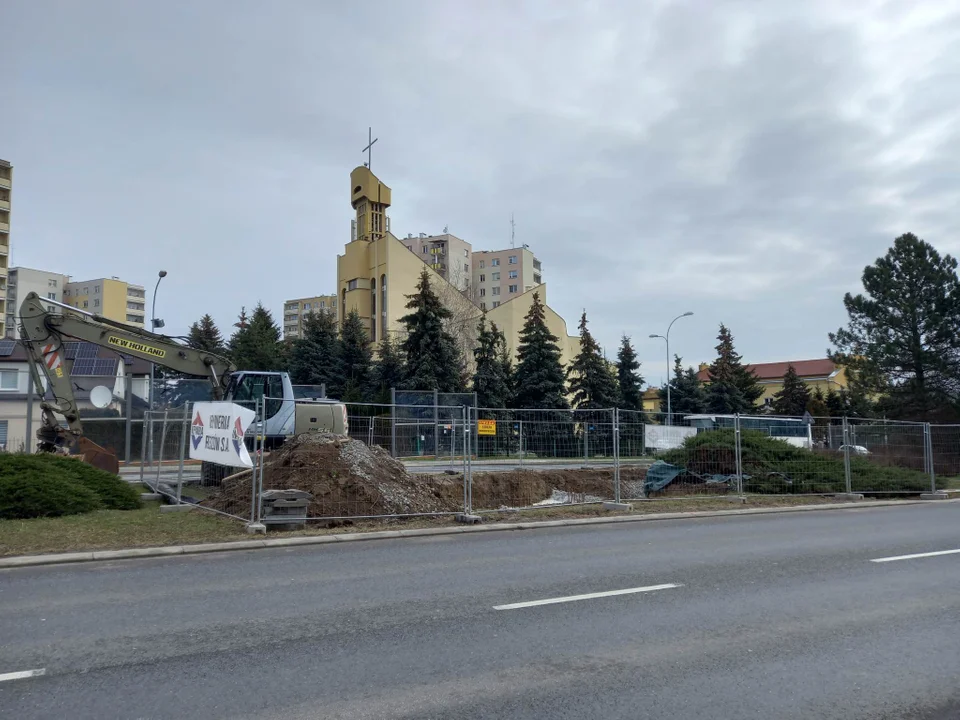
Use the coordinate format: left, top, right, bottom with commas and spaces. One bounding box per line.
18, 292, 347, 480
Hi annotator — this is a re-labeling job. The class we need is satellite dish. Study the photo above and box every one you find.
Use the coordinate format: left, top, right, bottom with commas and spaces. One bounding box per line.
90, 385, 113, 409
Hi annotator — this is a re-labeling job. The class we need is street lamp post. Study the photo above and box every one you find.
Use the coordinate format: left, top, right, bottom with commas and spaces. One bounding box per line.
650, 311, 694, 425
148, 270, 167, 463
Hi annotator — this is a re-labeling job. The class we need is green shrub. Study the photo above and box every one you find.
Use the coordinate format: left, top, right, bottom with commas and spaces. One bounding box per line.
0, 469, 101, 519
660, 429, 937, 494
0, 454, 142, 516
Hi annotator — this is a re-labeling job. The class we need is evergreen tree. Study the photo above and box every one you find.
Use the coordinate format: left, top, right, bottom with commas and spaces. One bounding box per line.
370, 334, 406, 404
807, 386, 828, 417
513, 292, 569, 409
659, 355, 708, 417
187, 314, 226, 355
567, 312, 619, 409
228, 303, 283, 371
830, 232, 960, 419
706, 324, 763, 413
288, 309, 344, 395
399, 269, 464, 392
770, 365, 811, 416
472, 317, 513, 408
234, 307, 249, 331
616, 335, 644, 411
339, 309, 373, 402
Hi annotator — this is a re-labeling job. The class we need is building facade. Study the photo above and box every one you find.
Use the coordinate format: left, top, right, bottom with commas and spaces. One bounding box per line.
63, 277, 147, 328
336, 165, 578, 371
283, 294, 338, 339
472, 246, 542, 310
0, 160, 12, 336
696, 359, 849, 407
401, 233, 473, 292
6, 267, 70, 338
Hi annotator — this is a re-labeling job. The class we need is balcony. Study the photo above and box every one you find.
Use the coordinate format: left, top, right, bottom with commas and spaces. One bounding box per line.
0, 176, 9, 190
0, 220, 8, 234
0, 199, 8, 212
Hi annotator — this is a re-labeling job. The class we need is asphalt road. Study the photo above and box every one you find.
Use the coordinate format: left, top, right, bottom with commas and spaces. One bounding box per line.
2, 503, 960, 719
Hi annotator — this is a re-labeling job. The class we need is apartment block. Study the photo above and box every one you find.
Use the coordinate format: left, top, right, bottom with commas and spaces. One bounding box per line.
5, 267, 70, 338
401, 233, 473, 292
283, 294, 338, 339
471, 246, 542, 311
63, 277, 146, 328
0, 160, 12, 334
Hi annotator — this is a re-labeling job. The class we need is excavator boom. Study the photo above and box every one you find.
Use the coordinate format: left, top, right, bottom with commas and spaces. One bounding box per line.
18, 292, 235, 463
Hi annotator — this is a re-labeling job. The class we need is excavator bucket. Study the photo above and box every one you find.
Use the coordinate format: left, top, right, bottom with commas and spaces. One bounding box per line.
77, 437, 120, 476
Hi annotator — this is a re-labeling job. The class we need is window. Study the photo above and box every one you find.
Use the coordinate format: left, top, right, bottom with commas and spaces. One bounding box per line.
0, 370, 17, 391
480, 302, 486, 311
84, 287, 89, 294
126, 313, 140, 323
508, 270, 518, 279
463, 262, 469, 272
508, 255, 518, 264
94, 285, 100, 294
304, 303, 311, 311
319, 301, 326, 309
94, 299, 100, 307
492, 286, 501, 296
47, 305, 55, 312
83, 301, 89, 308
0, 420, 7, 449
406, 246, 412, 251
492, 272, 500, 281
47, 292, 56, 300
347, 279, 359, 291
479, 260, 485, 269
464, 249, 469, 257
492, 301, 501, 308
491, 258, 500, 266
48, 279, 58, 288
508, 284, 518, 293
479, 288, 486, 297
422, 247, 428, 254
479, 274, 485, 282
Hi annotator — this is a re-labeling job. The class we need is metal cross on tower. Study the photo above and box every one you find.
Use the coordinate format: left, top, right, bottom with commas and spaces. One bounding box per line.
362, 127, 378, 170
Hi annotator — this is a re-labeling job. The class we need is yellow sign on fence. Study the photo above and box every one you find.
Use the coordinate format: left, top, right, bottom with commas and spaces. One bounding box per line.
477, 419, 497, 436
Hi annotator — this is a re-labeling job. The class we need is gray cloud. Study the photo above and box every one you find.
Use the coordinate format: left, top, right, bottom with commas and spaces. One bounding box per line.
3, 0, 959, 384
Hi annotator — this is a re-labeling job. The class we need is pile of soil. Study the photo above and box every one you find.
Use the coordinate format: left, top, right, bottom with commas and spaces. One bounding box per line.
202, 434, 462, 519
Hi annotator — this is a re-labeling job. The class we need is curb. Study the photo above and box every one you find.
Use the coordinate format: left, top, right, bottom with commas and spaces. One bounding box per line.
1, 498, 955, 569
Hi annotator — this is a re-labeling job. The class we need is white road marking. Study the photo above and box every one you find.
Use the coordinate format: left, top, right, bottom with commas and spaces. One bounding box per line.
494, 583, 681, 610
0, 668, 46, 683
871, 548, 960, 563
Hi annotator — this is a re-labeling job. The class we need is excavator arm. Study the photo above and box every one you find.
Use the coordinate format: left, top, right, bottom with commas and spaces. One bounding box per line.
18, 291, 235, 455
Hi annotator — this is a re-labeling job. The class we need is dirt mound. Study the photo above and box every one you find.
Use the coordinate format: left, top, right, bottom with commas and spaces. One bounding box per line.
202, 434, 462, 519
464, 467, 649, 510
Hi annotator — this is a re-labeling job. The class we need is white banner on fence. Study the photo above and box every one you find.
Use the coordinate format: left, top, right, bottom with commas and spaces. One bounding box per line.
644, 424, 697, 451
189, 402, 256, 468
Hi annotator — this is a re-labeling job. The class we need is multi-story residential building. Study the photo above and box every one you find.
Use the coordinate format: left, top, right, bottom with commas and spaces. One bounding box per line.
471, 246, 542, 311
63, 277, 147, 328
5, 267, 70, 338
337, 165, 578, 369
0, 160, 12, 336
401, 233, 473, 292
283, 294, 338, 339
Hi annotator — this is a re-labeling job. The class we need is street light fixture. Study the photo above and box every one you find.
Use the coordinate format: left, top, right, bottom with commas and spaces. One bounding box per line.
148, 271, 167, 464
650, 311, 694, 425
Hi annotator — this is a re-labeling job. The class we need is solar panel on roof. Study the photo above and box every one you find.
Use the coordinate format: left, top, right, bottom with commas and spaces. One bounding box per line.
64, 342, 80, 360
72, 357, 118, 376
0, 339, 16, 357
76, 343, 98, 359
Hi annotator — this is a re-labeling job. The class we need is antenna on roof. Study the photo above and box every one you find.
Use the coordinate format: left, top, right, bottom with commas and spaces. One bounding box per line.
510, 212, 515, 248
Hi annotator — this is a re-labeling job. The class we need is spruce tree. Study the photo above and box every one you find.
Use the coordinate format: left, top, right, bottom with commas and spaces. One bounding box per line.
771, 364, 811, 416
473, 317, 513, 408
659, 355, 708, 417
371, 334, 406, 404
187, 314, 226, 355
228, 303, 283, 371
567, 311, 619, 409
339, 309, 373, 402
288, 309, 344, 395
513, 292, 569, 409
706, 324, 762, 413
616, 335, 644, 411
399, 269, 464, 392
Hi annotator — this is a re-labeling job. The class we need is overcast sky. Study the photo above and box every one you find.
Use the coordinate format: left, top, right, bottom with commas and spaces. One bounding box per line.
4, 0, 959, 384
